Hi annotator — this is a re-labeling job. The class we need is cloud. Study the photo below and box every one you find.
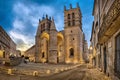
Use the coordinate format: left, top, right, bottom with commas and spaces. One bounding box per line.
13, 19, 25, 30
9, 29, 34, 51
7, 0, 94, 51
54, 14, 64, 31
9, 2, 60, 51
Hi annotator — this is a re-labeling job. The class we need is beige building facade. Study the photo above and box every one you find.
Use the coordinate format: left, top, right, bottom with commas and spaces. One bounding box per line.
83, 40, 89, 62
25, 45, 35, 62
0, 26, 17, 61
91, 0, 120, 79
32, 3, 87, 64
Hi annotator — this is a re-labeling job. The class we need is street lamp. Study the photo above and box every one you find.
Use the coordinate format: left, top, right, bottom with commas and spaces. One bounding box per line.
89, 46, 93, 50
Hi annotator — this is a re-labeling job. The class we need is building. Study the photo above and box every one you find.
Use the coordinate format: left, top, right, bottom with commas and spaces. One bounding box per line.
10, 39, 16, 56
83, 40, 89, 62
25, 3, 87, 64
91, 0, 120, 79
16, 50, 21, 57
25, 45, 35, 62
0, 26, 17, 61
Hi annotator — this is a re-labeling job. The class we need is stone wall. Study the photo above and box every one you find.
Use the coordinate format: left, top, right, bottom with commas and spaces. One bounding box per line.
4, 57, 22, 66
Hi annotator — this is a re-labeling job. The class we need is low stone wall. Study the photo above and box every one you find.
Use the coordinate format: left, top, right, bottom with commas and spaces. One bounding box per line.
10, 57, 22, 66
3, 57, 22, 66
0, 67, 8, 74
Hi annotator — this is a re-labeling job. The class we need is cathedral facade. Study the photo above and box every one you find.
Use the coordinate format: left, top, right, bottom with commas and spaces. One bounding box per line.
34, 4, 86, 64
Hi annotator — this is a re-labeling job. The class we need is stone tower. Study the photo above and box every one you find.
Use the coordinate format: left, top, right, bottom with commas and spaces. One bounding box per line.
64, 3, 84, 64
48, 18, 58, 63
35, 15, 58, 63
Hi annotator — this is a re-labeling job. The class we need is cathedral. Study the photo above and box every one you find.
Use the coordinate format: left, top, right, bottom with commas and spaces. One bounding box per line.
34, 3, 87, 64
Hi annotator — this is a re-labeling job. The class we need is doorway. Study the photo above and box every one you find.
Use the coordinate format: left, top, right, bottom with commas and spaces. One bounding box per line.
3, 51, 5, 58
57, 52, 59, 63
69, 48, 74, 57
42, 52, 45, 58
104, 46, 107, 73
115, 33, 120, 77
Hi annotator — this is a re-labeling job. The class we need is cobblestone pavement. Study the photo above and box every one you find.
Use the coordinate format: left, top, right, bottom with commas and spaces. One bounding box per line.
0, 63, 112, 80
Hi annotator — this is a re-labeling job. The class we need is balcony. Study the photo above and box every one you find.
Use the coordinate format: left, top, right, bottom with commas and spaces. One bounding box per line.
98, 0, 120, 44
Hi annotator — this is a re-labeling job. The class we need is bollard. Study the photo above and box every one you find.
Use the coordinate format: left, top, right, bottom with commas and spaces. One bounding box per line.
60, 68, 64, 71
33, 71, 38, 76
46, 70, 50, 74
68, 67, 70, 69
8, 69, 12, 75
65, 68, 68, 70
55, 68, 59, 73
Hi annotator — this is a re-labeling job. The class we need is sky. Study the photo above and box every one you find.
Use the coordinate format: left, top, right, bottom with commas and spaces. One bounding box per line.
0, 0, 94, 51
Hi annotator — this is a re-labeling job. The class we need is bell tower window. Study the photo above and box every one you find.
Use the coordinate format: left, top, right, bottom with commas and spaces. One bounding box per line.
72, 20, 75, 26
41, 23, 45, 33
43, 23, 45, 31
72, 13, 75, 18
48, 23, 50, 31
68, 14, 70, 19
41, 24, 43, 33
68, 21, 70, 26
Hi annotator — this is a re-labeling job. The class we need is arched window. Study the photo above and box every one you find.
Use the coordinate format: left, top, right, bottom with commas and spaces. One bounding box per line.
68, 21, 70, 26
42, 52, 45, 58
0, 45, 1, 50
72, 20, 75, 26
72, 13, 75, 18
41, 24, 42, 27
48, 23, 50, 30
68, 14, 70, 19
69, 48, 74, 57
41, 24, 43, 33
43, 23, 45, 31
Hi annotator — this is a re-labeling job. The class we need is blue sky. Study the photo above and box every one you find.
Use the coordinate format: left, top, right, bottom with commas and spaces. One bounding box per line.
0, 0, 94, 51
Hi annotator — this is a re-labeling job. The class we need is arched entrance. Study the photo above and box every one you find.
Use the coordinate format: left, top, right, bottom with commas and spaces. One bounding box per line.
41, 32, 49, 63
57, 33, 64, 63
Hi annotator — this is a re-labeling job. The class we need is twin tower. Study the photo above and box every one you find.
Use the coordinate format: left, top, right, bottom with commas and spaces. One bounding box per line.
35, 3, 85, 64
